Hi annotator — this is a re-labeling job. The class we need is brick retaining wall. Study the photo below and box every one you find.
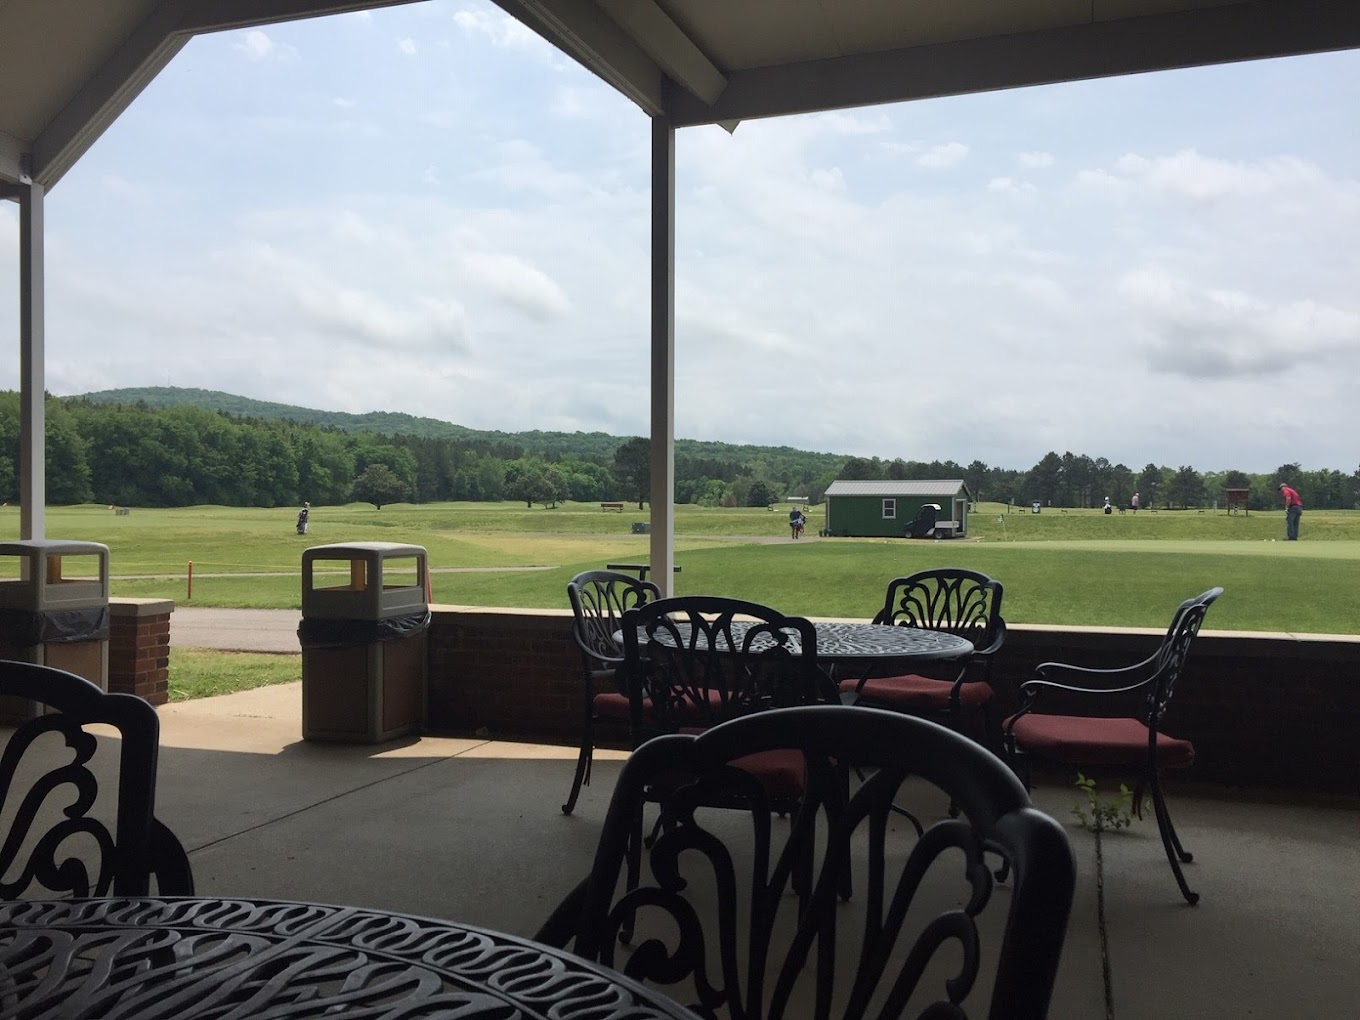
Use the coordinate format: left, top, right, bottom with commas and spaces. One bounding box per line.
425, 605, 1360, 796
108, 598, 173, 705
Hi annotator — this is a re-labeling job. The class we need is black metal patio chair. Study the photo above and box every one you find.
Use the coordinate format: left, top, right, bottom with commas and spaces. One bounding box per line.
538, 705, 1075, 1020
0, 660, 193, 898
614, 595, 841, 906
1003, 586, 1224, 905
562, 569, 662, 815
840, 568, 1006, 748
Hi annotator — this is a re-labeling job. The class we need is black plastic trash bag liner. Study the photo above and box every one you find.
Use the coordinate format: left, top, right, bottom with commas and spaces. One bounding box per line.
297, 610, 431, 650
0, 605, 111, 647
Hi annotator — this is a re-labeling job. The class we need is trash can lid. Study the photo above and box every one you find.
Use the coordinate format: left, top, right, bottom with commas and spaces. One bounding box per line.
302, 542, 426, 556
0, 539, 110, 555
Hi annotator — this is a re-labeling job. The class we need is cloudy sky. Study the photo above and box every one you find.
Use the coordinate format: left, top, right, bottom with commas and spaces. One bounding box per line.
3, 1, 1358, 474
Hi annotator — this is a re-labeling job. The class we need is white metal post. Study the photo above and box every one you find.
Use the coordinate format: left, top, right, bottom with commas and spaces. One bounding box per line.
648, 117, 676, 595
18, 181, 46, 540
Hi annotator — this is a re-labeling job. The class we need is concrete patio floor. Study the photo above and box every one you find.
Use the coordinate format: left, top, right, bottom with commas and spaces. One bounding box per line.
152, 681, 1358, 1019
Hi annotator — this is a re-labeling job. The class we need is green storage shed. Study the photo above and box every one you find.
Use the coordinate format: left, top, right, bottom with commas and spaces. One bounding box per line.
824, 480, 973, 538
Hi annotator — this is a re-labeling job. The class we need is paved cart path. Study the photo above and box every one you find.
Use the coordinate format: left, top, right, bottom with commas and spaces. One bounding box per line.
171, 608, 304, 653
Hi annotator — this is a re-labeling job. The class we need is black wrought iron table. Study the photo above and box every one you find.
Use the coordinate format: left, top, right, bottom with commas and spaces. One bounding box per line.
634, 619, 973, 668
0, 897, 693, 1020
805, 621, 973, 667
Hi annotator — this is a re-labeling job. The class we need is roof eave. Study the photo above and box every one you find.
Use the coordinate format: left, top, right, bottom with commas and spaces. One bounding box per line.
663, 0, 1360, 127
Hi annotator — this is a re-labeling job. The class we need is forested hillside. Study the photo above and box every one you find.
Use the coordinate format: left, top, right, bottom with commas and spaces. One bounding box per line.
0, 389, 1348, 512
75, 387, 844, 471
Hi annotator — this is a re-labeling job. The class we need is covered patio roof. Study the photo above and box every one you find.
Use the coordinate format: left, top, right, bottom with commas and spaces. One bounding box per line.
3, 0, 1358, 582
3, 1, 1359, 189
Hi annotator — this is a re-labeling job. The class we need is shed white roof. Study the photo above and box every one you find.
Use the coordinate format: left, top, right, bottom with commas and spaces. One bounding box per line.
825, 480, 969, 497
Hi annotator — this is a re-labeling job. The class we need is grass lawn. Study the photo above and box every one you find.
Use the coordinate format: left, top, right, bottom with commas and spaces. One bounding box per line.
168, 648, 300, 701
8, 501, 1359, 633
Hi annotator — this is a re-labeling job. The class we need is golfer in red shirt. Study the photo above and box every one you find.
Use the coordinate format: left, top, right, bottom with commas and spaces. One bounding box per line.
1279, 483, 1303, 540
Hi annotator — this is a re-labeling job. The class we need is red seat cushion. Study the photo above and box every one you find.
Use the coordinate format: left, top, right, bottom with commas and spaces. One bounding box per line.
593, 690, 724, 723
592, 691, 639, 720
1006, 713, 1195, 769
731, 748, 807, 799
654, 738, 806, 800
841, 673, 993, 710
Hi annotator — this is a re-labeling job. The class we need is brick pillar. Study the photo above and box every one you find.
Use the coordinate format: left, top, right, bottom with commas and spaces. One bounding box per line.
108, 598, 174, 705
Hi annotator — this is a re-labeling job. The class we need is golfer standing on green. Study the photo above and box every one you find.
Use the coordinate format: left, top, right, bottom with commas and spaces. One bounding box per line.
1279, 483, 1303, 540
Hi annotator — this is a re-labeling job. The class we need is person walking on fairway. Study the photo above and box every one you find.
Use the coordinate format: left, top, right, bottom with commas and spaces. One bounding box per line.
296, 502, 310, 536
1279, 483, 1303, 540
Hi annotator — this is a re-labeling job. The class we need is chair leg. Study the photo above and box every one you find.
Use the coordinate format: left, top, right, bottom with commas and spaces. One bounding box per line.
1148, 772, 1199, 906
561, 718, 594, 815
620, 802, 643, 944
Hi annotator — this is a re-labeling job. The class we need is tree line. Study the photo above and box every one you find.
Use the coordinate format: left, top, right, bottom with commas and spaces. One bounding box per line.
2, 393, 1355, 511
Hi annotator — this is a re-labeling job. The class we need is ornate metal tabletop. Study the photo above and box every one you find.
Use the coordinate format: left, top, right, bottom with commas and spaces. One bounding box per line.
0, 897, 693, 1020
636, 620, 973, 665
810, 621, 973, 663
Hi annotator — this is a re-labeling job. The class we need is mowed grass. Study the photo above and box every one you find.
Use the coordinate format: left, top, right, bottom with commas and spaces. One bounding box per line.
9, 501, 1360, 634
168, 648, 300, 701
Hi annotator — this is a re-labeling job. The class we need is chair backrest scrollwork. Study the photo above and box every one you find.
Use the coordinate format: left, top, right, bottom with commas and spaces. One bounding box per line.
0, 661, 192, 899
622, 596, 835, 734
1144, 587, 1223, 730
567, 570, 662, 674
875, 568, 1005, 657
563, 705, 1076, 1020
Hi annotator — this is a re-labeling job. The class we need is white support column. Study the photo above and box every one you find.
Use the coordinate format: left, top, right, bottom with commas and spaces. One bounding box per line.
18, 181, 46, 540
647, 117, 675, 595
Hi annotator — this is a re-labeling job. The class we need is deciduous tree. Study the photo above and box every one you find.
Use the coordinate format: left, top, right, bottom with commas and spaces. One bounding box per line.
351, 464, 409, 509
612, 437, 650, 508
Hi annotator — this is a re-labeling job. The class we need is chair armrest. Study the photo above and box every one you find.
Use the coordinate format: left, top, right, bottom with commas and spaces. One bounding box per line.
971, 618, 1007, 659
573, 627, 623, 670
1011, 671, 1152, 722
1018, 676, 1153, 699
149, 818, 195, 896
1029, 651, 1158, 691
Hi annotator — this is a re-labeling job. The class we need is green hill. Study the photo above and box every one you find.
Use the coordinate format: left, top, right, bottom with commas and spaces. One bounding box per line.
70, 386, 849, 471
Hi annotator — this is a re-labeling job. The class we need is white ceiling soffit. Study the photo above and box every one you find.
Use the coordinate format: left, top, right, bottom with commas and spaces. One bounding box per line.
664, 1, 1360, 129
499, 0, 1360, 128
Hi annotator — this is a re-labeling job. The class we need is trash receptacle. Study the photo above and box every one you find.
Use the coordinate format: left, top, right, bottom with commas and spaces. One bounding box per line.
299, 542, 429, 743
0, 540, 110, 720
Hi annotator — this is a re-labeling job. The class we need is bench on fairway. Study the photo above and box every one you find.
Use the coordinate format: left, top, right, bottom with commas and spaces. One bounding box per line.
600, 502, 624, 512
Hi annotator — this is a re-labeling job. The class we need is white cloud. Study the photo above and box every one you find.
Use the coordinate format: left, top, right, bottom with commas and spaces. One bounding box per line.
248, 243, 474, 353
809, 167, 846, 192
1112, 149, 1325, 201
332, 97, 358, 109
1119, 268, 1360, 378
232, 30, 296, 63
453, 8, 545, 51
915, 142, 969, 169
815, 111, 892, 136
99, 174, 157, 206
1019, 151, 1055, 168
458, 251, 572, 320
397, 37, 417, 56
987, 176, 1036, 197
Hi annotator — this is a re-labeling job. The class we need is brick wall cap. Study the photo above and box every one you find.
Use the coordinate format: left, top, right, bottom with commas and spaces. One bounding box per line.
432, 604, 571, 621
109, 598, 176, 619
